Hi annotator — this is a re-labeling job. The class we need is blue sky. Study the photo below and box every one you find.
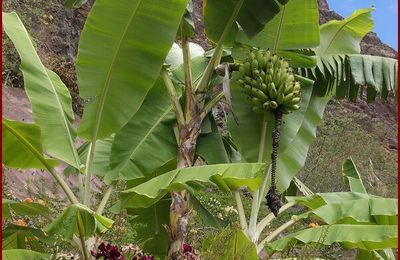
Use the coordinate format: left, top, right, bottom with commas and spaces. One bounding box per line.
328, 0, 398, 50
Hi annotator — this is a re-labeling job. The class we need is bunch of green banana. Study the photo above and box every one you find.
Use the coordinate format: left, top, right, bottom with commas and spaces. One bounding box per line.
237, 49, 301, 114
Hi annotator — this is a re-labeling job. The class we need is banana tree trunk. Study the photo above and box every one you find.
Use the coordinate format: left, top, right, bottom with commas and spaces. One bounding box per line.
167, 121, 201, 259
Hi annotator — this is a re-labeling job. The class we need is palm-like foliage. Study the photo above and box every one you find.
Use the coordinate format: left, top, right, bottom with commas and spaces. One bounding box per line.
2, 0, 397, 259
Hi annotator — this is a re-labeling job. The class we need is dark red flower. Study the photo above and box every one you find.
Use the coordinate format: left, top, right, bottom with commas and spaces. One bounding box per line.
141, 256, 154, 260
182, 243, 193, 253
98, 243, 106, 252
92, 242, 125, 260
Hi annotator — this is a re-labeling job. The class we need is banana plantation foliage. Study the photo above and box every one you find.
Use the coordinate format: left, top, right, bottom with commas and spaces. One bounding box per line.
2, 0, 398, 259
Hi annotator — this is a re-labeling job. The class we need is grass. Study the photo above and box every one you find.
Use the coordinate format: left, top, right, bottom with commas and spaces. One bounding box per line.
298, 99, 397, 198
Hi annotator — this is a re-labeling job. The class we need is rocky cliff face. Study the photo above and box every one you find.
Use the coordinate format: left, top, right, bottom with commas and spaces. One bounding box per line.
318, 0, 397, 58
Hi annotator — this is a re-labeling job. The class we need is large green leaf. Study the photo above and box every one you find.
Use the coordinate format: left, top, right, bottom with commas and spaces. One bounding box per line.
236, 0, 319, 50
268, 224, 397, 251
109, 78, 177, 181
204, 0, 290, 46
63, 137, 120, 178
286, 192, 376, 209
228, 75, 330, 191
3, 12, 80, 167
307, 54, 398, 101
2, 249, 49, 260
127, 198, 170, 258
120, 163, 265, 208
2, 225, 46, 251
317, 8, 374, 55
2, 119, 58, 169
342, 157, 366, 193
357, 248, 396, 260
77, 0, 188, 140
109, 56, 210, 183
306, 8, 396, 102
346, 54, 397, 101
44, 204, 113, 240
296, 197, 398, 225
2, 199, 49, 219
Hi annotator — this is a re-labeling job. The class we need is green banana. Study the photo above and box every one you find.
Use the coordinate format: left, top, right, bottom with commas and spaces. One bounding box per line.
270, 101, 278, 109
263, 101, 271, 110
243, 62, 251, 76
282, 93, 294, 103
236, 48, 301, 114
251, 59, 259, 71
255, 89, 269, 102
251, 97, 263, 107
288, 104, 300, 110
276, 93, 284, 104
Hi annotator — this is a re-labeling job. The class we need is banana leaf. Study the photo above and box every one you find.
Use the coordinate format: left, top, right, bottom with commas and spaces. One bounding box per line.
44, 204, 113, 240
268, 224, 397, 251
2, 249, 49, 260
3, 13, 80, 168
2, 119, 58, 170
342, 157, 367, 193
77, 0, 188, 141
120, 163, 265, 209
3, 199, 49, 219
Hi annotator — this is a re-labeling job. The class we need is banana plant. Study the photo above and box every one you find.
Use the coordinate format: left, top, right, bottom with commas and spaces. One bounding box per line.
3, 1, 398, 260
120, 1, 397, 258
3, 0, 289, 258
102, 0, 292, 258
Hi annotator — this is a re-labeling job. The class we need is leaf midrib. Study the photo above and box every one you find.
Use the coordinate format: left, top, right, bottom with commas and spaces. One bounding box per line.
92, 0, 143, 142
272, 5, 286, 52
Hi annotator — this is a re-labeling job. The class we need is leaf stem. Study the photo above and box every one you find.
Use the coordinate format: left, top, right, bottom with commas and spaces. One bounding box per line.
2, 119, 79, 204
199, 91, 225, 121
248, 114, 268, 241
161, 69, 185, 127
77, 170, 85, 202
96, 185, 113, 214
234, 191, 248, 231
256, 164, 271, 211
256, 217, 298, 253
255, 201, 296, 241
181, 24, 196, 123
196, 0, 245, 93
76, 212, 89, 260
84, 142, 95, 206
257, 115, 268, 163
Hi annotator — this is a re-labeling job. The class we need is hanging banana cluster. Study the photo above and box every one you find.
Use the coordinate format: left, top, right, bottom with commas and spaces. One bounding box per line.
237, 49, 301, 114
236, 49, 303, 217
